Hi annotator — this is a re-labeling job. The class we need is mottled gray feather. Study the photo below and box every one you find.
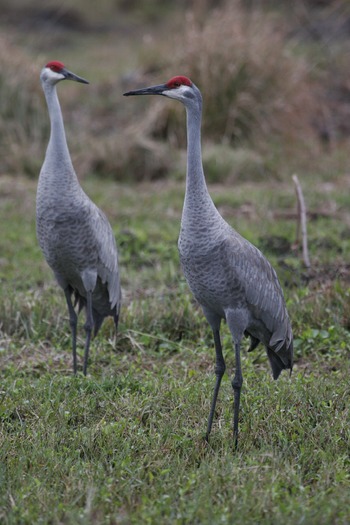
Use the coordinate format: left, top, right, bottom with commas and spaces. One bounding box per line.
36, 65, 121, 351
176, 80, 293, 378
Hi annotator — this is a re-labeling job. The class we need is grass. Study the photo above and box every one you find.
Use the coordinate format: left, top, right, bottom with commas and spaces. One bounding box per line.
1, 174, 350, 524
1, 368, 349, 524
1, 1, 350, 523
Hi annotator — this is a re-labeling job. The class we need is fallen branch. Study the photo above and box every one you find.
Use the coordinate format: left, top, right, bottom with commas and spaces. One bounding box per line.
292, 174, 311, 269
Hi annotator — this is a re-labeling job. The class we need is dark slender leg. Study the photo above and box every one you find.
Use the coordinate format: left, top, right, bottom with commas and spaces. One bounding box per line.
113, 313, 119, 332
232, 341, 243, 450
83, 291, 94, 376
64, 289, 78, 375
206, 330, 226, 441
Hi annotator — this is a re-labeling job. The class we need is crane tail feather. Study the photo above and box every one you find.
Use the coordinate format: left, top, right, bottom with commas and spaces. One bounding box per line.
266, 340, 294, 380
247, 335, 260, 352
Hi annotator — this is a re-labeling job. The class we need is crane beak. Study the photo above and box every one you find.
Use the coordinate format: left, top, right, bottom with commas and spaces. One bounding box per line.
62, 68, 89, 84
123, 83, 167, 96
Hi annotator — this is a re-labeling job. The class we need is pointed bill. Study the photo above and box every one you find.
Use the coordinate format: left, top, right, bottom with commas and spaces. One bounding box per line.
62, 68, 89, 84
123, 83, 167, 96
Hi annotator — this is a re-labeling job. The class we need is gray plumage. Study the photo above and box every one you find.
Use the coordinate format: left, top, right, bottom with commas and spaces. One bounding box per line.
37, 61, 121, 375
124, 75, 293, 447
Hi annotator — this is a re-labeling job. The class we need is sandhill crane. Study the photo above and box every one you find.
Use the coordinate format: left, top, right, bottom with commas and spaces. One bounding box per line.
124, 76, 293, 447
37, 61, 121, 376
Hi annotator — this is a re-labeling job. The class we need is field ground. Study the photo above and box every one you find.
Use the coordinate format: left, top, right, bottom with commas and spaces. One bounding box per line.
1, 172, 349, 524
0, 1, 350, 524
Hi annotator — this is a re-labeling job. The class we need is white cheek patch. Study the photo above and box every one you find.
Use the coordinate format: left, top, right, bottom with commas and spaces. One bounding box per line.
165, 85, 189, 99
45, 69, 65, 82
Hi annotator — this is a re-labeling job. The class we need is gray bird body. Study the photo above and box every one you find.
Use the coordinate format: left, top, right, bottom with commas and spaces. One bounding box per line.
37, 62, 120, 374
124, 76, 292, 446
178, 81, 292, 376
179, 216, 292, 375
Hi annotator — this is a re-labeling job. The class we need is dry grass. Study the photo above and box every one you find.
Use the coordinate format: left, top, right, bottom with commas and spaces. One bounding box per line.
109, 1, 321, 180
0, 36, 46, 176
0, 0, 349, 183
0, 33, 94, 178
173, 3, 316, 144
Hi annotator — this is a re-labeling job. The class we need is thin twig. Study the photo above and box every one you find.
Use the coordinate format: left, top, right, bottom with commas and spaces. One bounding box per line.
292, 174, 311, 269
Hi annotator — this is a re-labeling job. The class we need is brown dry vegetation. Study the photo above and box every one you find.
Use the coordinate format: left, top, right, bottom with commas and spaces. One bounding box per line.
95, 1, 322, 180
0, 0, 349, 182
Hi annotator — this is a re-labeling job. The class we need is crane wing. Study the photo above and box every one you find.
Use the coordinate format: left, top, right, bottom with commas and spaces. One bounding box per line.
224, 231, 292, 351
90, 204, 121, 311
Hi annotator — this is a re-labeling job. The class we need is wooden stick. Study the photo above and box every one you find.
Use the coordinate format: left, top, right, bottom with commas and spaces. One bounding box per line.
292, 174, 311, 268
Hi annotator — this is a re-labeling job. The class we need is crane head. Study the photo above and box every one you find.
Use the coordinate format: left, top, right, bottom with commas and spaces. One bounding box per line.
41, 61, 89, 85
123, 75, 200, 107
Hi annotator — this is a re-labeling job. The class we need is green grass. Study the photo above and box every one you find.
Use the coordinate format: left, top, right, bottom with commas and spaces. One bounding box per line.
1, 366, 349, 525
1, 175, 350, 524
1, 1, 350, 522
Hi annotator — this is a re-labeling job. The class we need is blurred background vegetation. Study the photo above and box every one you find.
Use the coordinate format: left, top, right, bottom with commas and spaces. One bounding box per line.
0, 0, 349, 182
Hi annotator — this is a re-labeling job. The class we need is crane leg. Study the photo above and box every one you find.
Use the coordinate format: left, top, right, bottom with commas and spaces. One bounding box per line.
64, 288, 78, 375
113, 312, 119, 332
232, 341, 243, 450
83, 291, 94, 376
206, 330, 226, 441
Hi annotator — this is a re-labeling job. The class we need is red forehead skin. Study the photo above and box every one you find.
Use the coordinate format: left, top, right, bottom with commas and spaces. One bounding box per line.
166, 76, 192, 89
45, 61, 65, 73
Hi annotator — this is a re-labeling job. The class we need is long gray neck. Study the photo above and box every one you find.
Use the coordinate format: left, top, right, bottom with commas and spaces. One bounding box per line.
40, 82, 79, 191
185, 102, 205, 194
182, 97, 221, 225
